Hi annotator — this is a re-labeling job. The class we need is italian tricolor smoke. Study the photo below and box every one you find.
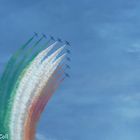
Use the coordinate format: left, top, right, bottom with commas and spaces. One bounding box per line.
0, 34, 70, 140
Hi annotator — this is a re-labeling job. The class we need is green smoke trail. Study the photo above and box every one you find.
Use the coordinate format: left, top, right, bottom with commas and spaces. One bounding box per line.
3, 37, 44, 123
3, 37, 45, 107
0, 35, 42, 133
0, 35, 36, 134
0, 35, 35, 96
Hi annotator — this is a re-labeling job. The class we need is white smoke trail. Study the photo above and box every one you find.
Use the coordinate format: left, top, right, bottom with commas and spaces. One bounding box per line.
31, 54, 66, 102
10, 42, 57, 139
10, 45, 65, 140
19, 54, 65, 140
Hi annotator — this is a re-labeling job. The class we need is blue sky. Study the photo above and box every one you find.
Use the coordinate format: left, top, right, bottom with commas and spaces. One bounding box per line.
1, 0, 140, 140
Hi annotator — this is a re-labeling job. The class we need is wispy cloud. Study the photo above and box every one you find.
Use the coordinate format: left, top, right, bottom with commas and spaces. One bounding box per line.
36, 133, 58, 140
